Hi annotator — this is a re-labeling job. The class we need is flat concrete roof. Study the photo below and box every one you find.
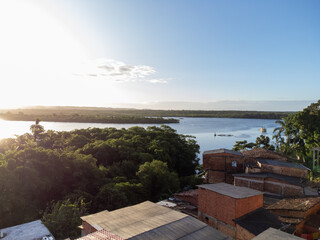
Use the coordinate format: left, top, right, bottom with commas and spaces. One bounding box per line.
203, 148, 243, 156
1, 220, 54, 240
252, 228, 303, 240
198, 183, 263, 199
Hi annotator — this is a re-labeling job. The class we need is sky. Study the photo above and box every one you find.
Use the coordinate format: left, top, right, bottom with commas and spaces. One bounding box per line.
0, 0, 319, 111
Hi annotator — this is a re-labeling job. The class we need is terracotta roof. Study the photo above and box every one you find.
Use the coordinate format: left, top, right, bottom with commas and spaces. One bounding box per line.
203, 148, 243, 156
267, 197, 320, 211
242, 148, 289, 161
233, 208, 285, 236
76, 229, 124, 240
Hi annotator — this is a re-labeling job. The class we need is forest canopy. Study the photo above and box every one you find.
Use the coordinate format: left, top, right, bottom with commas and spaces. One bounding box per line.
0, 125, 200, 238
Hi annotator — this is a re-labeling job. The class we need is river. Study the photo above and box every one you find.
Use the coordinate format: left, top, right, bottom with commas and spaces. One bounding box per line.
0, 118, 278, 162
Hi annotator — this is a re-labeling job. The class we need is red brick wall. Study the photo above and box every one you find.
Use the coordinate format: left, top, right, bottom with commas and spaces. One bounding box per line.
82, 221, 98, 235
198, 188, 237, 226
198, 187, 263, 227
235, 195, 263, 219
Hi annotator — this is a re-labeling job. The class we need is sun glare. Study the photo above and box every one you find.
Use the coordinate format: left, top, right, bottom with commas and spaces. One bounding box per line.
0, 0, 90, 108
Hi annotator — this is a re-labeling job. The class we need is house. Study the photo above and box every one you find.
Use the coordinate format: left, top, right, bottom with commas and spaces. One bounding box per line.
203, 149, 245, 184
174, 189, 198, 207
267, 197, 320, 239
251, 228, 303, 240
0, 220, 55, 240
198, 183, 263, 238
233, 208, 286, 240
79, 201, 231, 240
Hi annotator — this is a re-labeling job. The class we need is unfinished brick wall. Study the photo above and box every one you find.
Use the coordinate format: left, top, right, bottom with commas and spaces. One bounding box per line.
203, 151, 245, 184
260, 164, 308, 179
82, 221, 97, 235
236, 224, 255, 240
234, 176, 304, 197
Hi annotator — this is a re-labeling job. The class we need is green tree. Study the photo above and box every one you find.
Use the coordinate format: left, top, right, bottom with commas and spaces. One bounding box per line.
30, 118, 44, 141
137, 160, 180, 201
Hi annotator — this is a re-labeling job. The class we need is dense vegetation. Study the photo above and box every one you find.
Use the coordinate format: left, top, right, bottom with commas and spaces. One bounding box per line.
233, 100, 320, 172
0, 124, 200, 238
0, 106, 290, 124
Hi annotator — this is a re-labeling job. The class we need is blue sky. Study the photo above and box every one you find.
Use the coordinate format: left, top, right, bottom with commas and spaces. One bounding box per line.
0, 0, 319, 110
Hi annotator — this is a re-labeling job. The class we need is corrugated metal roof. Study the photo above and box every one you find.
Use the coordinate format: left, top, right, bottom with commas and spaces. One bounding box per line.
198, 183, 263, 199
252, 228, 303, 240
80, 201, 231, 240
203, 148, 243, 156
257, 159, 310, 171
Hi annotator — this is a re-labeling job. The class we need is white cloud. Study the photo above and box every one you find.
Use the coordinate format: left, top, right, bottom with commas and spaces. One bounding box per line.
76, 58, 167, 83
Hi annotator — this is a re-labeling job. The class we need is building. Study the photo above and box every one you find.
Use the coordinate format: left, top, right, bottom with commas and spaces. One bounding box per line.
233, 172, 306, 197
267, 197, 320, 239
198, 183, 263, 238
0, 220, 55, 240
242, 148, 291, 163
174, 189, 198, 207
233, 208, 286, 240
79, 201, 231, 240
203, 149, 245, 184
252, 228, 303, 240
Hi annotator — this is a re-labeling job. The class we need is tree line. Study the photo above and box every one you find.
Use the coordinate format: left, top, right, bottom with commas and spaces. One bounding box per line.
0, 124, 201, 238
233, 100, 320, 172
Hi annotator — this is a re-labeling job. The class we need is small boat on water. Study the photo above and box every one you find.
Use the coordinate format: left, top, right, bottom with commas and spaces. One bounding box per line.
260, 127, 267, 133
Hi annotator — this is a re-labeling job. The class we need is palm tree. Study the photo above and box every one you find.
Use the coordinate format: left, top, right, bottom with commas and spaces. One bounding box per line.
30, 118, 44, 142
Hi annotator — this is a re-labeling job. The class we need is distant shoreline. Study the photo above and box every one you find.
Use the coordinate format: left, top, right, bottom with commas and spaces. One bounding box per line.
0, 106, 291, 124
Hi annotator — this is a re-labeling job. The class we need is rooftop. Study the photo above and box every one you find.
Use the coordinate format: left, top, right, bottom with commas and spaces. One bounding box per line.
203, 148, 243, 156
0, 220, 54, 240
267, 197, 320, 211
242, 148, 289, 161
198, 183, 263, 199
252, 228, 303, 240
257, 159, 310, 171
233, 208, 285, 236
80, 201, 231, 240
233, 172, 306, 187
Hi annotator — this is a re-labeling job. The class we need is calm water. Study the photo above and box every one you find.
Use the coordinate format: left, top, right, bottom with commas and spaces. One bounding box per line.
0, 118, 278, 163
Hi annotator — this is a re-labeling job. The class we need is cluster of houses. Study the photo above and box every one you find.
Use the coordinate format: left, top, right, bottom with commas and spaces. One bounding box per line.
1, 148, 319, 240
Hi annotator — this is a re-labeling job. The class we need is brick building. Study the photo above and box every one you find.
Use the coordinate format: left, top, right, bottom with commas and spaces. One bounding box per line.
203, 149, 245, 184
198, 183, 263, 239
233, 208, 285, 240
242, 148, 291, 163
267, 197, 320, 239
80, 201, 231, 240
